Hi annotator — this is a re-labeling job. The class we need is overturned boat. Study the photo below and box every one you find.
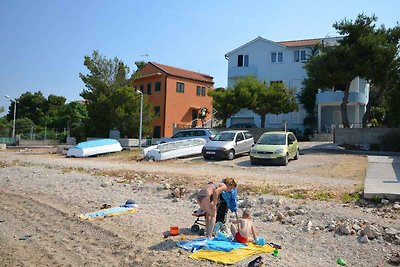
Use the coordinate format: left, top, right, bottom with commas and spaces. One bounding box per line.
145, 138, 206, 161
67, 139, 123, 157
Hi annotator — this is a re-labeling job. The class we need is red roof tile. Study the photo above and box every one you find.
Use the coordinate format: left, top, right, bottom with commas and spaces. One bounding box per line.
150, 62, 213, 83
278, 38, 321, 47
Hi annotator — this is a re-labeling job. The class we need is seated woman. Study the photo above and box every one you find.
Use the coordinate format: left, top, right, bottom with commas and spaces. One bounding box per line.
197, 178, 237, 239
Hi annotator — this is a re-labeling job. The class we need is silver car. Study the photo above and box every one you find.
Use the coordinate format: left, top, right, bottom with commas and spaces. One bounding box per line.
157, 128, 218, 144
202, 130, 254, 160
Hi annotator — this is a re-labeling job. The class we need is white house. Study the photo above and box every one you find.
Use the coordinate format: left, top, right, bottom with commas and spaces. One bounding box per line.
225, 36, 369, 134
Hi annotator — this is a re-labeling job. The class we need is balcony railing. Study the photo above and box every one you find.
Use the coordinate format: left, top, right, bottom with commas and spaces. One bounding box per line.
316, 90, 368, 105
228, 66, 257, 78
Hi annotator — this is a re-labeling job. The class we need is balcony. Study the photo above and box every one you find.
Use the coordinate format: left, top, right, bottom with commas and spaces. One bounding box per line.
228, 66, 257, 78
316, 90, 368, 105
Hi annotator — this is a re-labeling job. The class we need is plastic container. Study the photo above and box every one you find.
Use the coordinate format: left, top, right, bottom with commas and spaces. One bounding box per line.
336, 258, 347, 266
170, 226, 180, 236
255, 236, 265, 246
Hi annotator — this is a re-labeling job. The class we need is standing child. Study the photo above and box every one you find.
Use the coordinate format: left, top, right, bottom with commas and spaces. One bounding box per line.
230, 209, 257, 243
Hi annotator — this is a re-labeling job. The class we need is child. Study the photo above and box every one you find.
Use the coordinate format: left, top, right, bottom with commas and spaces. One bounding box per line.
230, 209, 257, 243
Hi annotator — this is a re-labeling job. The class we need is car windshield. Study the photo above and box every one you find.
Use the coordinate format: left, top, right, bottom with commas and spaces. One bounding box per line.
257, 134, 286, 145
214, 132, 235, 141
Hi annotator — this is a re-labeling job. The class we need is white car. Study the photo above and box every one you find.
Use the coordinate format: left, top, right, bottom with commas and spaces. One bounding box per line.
201, 130, 254, 160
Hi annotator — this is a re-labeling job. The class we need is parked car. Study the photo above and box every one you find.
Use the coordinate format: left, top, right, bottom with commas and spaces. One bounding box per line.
250, 131, 299, 166
157, 128, 219, 144
202, 130, 254, 160
228, 123, 258, 129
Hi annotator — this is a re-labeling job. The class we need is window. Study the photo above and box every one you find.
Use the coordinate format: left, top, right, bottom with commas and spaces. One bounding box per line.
271, 52, 283, 63
140, 85, 144, 93
155, 81, 161, 92
235, 132, 245, 142
147, 83, 152, 95
237, 54, 249, 67
244, 132, 253, 139
176, 82, 185, 93
196, 86, 201, 96
154, 106, 160, 117
201, 86, 206, 96
294, 50, 307, 62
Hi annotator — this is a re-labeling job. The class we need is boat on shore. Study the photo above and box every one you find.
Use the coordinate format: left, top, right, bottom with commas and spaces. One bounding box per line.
67, 139, 123, 157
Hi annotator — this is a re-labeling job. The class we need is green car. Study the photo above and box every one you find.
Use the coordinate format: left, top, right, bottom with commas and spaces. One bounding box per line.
250, 131, 299, 166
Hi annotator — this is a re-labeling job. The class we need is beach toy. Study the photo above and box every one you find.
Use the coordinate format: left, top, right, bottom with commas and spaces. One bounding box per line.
255, 236, 265, 246
170, 226, 180, 236
337, 258, 347, 266
272, 249, 279, 257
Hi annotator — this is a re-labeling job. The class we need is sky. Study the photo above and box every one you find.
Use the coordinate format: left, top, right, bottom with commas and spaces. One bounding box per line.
0, 0, 399, 116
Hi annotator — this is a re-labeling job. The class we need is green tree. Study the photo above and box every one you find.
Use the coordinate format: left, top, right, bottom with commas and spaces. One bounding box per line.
8, 91, 47, 125
80, 50, 153, 138
254, 82, 298, 128
208, 87, 240, 126
334, 14, 400, 127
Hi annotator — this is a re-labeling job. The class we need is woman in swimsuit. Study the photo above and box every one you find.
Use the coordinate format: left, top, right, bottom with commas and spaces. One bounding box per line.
197, 178, 237, 239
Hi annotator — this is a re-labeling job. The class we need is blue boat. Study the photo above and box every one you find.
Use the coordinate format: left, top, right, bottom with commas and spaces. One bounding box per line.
67, 139, 123, 157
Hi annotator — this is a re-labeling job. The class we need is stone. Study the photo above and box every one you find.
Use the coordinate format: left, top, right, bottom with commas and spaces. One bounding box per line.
296, 209, 306, 215
253, 211, 264, 217
100, 181, 112, 187
352, 224, 362, 232
303, 221, 313, 233
287, 210, 296, 216
381, 199, 390, 205
385, 228, 399, 236
276, 212, 285, 221
393, 204, 400, 210
339, 224, 352, 235
275, 199, 285, 207
363, 225, 380, 239
360, 235, 369, 243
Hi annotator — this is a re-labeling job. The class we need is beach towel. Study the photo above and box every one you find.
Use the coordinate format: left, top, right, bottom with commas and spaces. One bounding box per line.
221, 188, 238, 212
190, 242, 275, 265
177, 237, 246, 252
79, 206, 138, 221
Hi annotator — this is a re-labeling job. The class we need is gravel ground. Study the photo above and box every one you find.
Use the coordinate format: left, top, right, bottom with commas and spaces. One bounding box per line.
0, 148, 399, 267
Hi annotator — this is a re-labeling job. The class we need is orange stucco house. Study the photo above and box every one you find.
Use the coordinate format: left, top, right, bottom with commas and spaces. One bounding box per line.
132, 62, 214, 138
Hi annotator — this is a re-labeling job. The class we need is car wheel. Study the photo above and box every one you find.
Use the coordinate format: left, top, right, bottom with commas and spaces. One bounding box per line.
250, 156, 257, 165
294, 149, 299, 160
203, 155, 211, 160
227, 149, 235, 160
281, 154, 288, 166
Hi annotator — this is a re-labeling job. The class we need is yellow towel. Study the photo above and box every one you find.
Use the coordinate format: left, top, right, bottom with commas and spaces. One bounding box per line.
190, 242, 275, 265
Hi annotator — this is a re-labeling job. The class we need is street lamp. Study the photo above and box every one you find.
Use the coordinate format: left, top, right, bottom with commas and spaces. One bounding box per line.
4, 95, 17, 138
136, 90, 143, 149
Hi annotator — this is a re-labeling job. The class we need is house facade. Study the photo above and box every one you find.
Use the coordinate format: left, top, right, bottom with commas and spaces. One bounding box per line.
225, 36, 369, 133
132, 62, 214, 138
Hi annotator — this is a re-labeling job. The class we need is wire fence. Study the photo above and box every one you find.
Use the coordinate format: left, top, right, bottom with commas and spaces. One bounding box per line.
1, 125, 68, 141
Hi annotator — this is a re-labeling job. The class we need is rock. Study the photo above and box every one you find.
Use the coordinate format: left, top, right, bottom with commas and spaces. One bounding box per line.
275, 199, 285, 207
381, 199, 390, 205
363, 224, 380, 239
239, 199, 255, 208
258, 197, 273, 205
360, 235, 369, 243
253, 211, 264, 217
287, 210, 296, 216
352, 224, 362, 232
264, 213, 276, 222
385, 228, 399, 236
163, 183, 171, 190
276, 212, 285, 222
100, 181, 112, 187
296, 209, 306, 215
339, 223, 352, 235
393, 204, 400, 210
303, 221, 313, 232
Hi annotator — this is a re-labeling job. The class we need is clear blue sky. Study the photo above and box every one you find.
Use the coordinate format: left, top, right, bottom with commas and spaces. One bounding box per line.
0, 0, 399, 115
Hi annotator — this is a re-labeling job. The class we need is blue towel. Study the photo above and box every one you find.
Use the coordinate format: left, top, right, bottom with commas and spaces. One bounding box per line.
221, 188, 238, 212
176, 237, 246, 252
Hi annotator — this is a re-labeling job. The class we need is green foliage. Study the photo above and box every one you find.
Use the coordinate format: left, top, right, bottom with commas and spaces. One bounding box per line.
80, 50, 154, 138
210, 77, 298, 128
208, 87, 240, 125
